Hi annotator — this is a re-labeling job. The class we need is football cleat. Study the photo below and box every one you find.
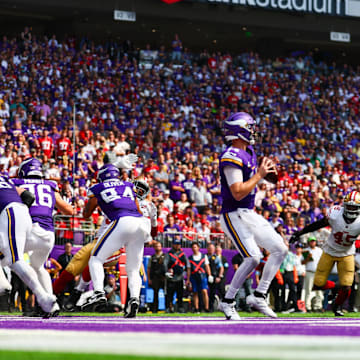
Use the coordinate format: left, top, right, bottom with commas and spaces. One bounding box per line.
218, 300, 241, 321
43, 302, 60, 319
333, 303, 345, 317
124, 297, 140, 318
80, 291, 107, 311
63, 290, 82, 312
246, 294, 277, 318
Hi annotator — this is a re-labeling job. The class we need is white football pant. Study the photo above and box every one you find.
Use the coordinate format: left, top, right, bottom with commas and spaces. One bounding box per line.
0, 203, 55, 311
25, 223, 55, 295
221, 209, 288, 297
89, 216, 148, 298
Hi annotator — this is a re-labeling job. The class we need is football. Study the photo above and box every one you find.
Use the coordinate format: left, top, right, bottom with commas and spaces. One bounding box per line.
259, 157, 278, 184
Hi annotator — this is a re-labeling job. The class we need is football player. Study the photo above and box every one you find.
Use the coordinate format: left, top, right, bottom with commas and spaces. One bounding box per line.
12, 158, 73, 315
134, 178, 158, 241
56, 178, 156, 312
53, 153, 141, 310
0, 174, 59, 315
81, 164, 149, 318
218, 112, 288, 320
290, 190, 360, 316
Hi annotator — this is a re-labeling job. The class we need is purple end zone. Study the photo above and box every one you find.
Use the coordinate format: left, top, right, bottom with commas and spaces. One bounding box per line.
1, 316, 360, 337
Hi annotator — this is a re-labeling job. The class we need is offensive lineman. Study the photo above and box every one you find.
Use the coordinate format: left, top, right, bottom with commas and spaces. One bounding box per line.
81, 164, 149, 318
290, 190, 360, 316
218, 112, 288, 320
0, 174, 58, 315
12, 157, 74, 315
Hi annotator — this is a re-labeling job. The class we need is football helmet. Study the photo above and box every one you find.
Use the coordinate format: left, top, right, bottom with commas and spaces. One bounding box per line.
97, 164, 120, 182
18, 157, 43, 178
343, 191, 360, 220
133, 179, 150, 200
224, 112, 256, 145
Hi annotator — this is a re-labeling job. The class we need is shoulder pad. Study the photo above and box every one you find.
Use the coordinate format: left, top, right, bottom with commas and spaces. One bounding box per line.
327, 205, 342, 220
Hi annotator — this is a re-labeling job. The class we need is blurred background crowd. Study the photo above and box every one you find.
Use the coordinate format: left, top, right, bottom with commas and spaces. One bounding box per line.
1, 28, 360, 248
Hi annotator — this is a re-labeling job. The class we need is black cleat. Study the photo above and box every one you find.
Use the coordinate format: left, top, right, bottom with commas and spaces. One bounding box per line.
63, 290, 82, 312
124, 297, 139, 318
333, 304, 345, 317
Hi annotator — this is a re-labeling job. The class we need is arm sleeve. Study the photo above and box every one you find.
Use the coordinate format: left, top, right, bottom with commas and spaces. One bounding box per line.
298, 217, 329, 236
224, 166, 243, 186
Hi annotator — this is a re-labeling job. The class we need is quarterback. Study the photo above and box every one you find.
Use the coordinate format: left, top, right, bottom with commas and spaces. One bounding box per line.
291, 191, 360, 316
218, 112, 288, 320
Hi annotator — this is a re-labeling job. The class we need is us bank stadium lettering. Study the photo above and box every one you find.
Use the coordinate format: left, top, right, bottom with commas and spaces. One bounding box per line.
206, 0, 360, 18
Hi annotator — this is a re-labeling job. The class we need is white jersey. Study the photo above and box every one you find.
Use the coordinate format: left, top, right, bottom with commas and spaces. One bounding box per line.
323, 205, 360, 257
139, 199, 157, 228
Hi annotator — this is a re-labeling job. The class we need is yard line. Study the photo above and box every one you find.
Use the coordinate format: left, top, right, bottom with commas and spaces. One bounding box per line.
0, 329, 360, 359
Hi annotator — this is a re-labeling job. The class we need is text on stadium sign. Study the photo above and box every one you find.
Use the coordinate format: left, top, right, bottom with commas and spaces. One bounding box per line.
207, 0, 360, 17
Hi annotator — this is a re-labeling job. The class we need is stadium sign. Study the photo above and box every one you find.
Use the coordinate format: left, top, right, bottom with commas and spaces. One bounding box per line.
114, 10, 136, 22
206, 0, 360, 17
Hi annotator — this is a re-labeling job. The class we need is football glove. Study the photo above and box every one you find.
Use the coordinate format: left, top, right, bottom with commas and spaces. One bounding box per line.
208, 275, 214, 284
114, 153, 138, 170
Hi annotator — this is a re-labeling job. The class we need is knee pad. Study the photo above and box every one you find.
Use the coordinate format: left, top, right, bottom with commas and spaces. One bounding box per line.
243, 255, 261, 268
314, 274, 327, 288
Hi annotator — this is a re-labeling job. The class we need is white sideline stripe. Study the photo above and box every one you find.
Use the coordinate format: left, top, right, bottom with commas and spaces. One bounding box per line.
0, 329, 360, 359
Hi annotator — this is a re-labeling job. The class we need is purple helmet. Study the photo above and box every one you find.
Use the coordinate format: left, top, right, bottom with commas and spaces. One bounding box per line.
224, 112, 256, 144
97, 164, 120, 182
18, 157, 43, 178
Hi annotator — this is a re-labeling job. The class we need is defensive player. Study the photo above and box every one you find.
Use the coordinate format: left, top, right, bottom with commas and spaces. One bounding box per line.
218, 112, 288, 320
13, 158, 73, 313
0, 174, 58, 315
135, 178, 158, 241
290, 190, 360, 316
81, 164, 148, 318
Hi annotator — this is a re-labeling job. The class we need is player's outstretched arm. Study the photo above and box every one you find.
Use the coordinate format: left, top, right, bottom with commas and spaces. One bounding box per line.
83, 197, 98, 219
229, 157, 275, 201
55, 192, 74, 215
289, 217, 329, 243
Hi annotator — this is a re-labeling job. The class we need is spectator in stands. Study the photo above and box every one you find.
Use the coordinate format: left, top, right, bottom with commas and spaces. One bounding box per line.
190, 178, 208, 214
104, 274, 122, 313
57, 242, 74, 274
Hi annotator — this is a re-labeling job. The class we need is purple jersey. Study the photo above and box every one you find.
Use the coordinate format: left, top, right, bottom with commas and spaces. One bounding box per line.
88, 179, 141, 221
220, 145, 257, 213
13, 178, 58, 232
0, 175, 22, 212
